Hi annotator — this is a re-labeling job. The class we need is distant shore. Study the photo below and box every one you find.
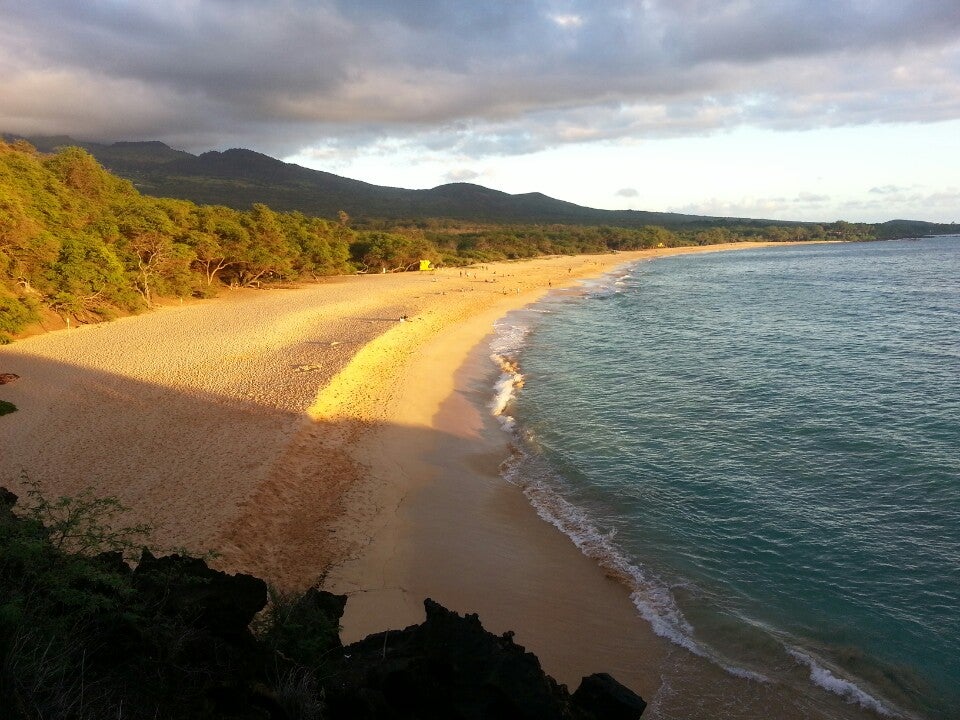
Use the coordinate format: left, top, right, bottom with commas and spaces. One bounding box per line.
0, 241, 863, 719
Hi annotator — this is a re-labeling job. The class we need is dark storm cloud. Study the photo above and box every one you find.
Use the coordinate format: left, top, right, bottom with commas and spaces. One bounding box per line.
659, 0, 960, 64
1, 0, 959, 156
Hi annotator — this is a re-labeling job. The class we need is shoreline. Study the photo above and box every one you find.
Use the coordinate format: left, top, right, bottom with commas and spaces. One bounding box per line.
0, 241, 866, 718
318, 242, 878, 719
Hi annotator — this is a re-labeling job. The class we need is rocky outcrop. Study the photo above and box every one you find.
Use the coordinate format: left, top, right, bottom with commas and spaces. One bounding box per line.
1, 486, 646, 719
133, 548, 268, 642
573, 673, 649, 720
325, 597, 646, 720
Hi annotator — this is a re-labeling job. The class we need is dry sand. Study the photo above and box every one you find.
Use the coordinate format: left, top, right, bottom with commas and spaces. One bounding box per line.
0, 242, 867, 719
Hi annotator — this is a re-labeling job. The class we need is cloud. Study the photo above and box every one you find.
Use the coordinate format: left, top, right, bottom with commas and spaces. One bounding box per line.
669, 184, 960, 223
1, 1, 960, 158
616, 188, 639, 198
444, 168, 482, 183
669, 190, 841, 221
869, 184, 909, 195
835, 188, 960, 222
549, 14, 584, 28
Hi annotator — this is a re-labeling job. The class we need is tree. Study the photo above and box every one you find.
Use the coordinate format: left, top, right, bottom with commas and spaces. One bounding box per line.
350, 231, 432, 272
114, 200, 194, 304
236, 204, 296, 286
280, 212, 352, 276
50, 234, 133, 319
188, 205, 247, 287
131, 233, 176, 305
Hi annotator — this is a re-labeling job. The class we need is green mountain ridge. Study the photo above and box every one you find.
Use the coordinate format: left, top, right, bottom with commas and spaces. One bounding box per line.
1, 135, 782, 227
6, 134, 956, 237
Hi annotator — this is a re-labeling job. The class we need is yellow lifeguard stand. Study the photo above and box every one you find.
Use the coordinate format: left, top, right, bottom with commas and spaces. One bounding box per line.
419, 259, 434, 271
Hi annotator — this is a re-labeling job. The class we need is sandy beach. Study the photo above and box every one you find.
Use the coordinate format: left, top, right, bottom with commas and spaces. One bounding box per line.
0, 241, 867, 719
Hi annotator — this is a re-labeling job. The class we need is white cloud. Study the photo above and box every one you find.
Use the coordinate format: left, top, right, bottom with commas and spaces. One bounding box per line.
444, 168, 481, 183
549, 13, 584, 28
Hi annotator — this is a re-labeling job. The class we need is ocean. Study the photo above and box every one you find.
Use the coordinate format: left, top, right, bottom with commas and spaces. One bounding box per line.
489, 237, 960, 719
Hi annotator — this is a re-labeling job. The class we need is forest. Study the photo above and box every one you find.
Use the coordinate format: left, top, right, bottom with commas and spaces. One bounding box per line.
0, 140, 874, 341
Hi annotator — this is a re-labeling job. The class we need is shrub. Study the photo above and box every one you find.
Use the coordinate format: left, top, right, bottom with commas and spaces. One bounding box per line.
0, 287, 39, 342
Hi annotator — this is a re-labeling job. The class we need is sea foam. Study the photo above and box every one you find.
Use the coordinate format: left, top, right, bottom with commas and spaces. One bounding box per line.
787, 648, 898, 717
489, 319, 530, 431
489, 313, 769, 684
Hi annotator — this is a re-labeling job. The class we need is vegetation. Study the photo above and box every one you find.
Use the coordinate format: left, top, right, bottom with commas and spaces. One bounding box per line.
0, 481, 341, 719
366, 217, 875, 265
1, 481, 148, 718
0, 138, 890, 340
0, 400, 15, 415
0, 140, 357, 338
1, 483, 640, 720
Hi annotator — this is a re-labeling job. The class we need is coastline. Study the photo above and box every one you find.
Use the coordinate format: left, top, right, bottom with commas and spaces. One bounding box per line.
318, 241, 884, 720
0, 241, 864, 718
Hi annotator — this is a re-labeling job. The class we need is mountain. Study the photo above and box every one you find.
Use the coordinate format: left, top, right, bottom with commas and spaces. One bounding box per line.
7, 135, 958, 236
128, 146, 722, 226
873, 218, 958, 239
7, 135, 733, 227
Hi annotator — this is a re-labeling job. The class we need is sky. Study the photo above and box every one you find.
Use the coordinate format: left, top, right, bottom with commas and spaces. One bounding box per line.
1, 0, 959, 224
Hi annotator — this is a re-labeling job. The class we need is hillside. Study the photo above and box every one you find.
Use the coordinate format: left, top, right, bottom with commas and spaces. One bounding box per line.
3, 136, 955, 343
10, 135, 750, 227
11, 135, 958, 237
9, 139, 823, 341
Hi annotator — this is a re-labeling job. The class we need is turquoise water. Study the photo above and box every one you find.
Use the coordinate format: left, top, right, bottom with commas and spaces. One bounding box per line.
490, 238, 960, 719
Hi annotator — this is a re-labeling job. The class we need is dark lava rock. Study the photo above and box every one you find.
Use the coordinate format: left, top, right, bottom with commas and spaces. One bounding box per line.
0, 488, 645, 720
289, 586, 348, 650
572, 672, 648, 720
0, 486, 17, 507
325, 597, 646, 720
133, 548, 268, 641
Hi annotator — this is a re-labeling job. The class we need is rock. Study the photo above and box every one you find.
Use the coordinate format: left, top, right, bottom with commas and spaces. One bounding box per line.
133, 549, 268, 641
572, 673, 647, 720
290, 587, 348, 649
0, 488, 18, 528
262, 587, 347, 667
92, 550, 133, 575
1, 490, 647, 720
325, 597, 645, 720
0, 486, 17, 506
0, 373, 19, 384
